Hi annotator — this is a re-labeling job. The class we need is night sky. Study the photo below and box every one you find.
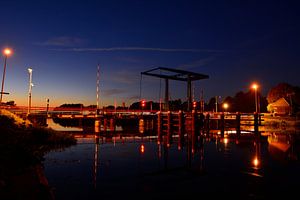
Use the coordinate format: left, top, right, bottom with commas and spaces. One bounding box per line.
0, 0, 299, 107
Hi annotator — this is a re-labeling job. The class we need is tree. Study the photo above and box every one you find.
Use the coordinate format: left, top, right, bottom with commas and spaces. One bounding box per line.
267, 83, 294, 104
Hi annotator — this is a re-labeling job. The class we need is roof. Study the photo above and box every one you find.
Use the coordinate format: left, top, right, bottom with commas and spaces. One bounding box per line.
269, 97, 290, 107
141, 67, 209, 81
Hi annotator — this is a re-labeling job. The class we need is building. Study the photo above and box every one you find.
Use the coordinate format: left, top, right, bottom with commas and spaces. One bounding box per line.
267, 97, 291, 116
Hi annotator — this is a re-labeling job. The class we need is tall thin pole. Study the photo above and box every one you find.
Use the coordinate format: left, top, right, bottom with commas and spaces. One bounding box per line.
27, 68, 33, 116
255, 88, 258, 113
0, 55, 8, 104
96, 64, 100, 110
215, 96, 218, 112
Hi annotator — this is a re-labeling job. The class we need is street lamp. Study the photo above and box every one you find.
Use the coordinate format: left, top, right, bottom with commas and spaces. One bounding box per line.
251, 83, 259, 113
27, 68, 33, 116
223, 103, 229, 112
0, 48, 13, 104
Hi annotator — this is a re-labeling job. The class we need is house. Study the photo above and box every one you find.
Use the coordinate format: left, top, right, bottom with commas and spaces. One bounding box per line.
267, 97, 291, 116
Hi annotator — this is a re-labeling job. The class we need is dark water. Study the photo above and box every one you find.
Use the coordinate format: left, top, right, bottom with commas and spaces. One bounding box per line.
43, 132, 300, 200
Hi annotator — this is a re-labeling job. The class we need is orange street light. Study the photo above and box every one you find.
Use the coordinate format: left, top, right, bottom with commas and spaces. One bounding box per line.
223, 103, 229, 112
0, 48, 13, 104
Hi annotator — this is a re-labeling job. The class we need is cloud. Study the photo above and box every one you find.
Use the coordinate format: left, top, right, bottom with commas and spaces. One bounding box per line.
178, 56, 216, 69
128, 95, 140, 100
103, 88, 126, 96
37, 36, 86, 47
53, 47, 224, 53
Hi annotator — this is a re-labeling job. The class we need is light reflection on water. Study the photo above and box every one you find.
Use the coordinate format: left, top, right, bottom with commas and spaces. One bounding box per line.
43, 131, 300, 200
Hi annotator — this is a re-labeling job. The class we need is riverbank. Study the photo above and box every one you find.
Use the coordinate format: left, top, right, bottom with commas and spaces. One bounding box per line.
0, 110, 77, 199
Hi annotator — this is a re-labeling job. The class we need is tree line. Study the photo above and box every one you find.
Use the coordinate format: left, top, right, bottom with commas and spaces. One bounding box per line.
56, 82, 300, 114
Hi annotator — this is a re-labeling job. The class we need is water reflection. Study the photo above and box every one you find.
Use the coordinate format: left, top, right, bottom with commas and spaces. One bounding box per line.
43, 119, 300, 199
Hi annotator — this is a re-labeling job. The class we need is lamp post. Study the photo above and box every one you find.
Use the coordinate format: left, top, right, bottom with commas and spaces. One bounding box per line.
27, 68, 33, 116
251, 83, 259, 113
0, 48, 12, 104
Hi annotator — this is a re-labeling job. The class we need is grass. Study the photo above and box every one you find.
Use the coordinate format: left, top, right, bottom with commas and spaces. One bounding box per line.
0, 110, 77, 199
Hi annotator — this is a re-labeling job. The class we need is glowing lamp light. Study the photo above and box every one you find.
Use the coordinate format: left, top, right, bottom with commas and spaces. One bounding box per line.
223, 103, 229, 110
253, 157, 260, 167
223, 138, 228, 144
3, 48, 12, 56
252, 83, 258, 90
140, 144, 145, 154
193, 101, 197, 108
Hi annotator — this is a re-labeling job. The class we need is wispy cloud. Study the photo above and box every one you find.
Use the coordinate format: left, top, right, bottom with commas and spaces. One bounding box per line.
37, 36, 86, 47
128, 95, 140, 100
178, 56, 215, 69
103, 88, 126, 96
53, 47, 224, 53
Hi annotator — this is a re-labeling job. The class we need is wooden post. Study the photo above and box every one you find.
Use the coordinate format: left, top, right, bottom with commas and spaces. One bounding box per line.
103, 118, 107, 132
167, 111, 172, 145
220, 113, 225, 138
254, 112, 259, 134
95, 119, 101, 133
199, 113, 204, 135
178, 111, 184, 139
157, 111, 162, 142
110, 118, 115, 132
236, 112, 241, 136
178, 110, 185, 149
191, 110, 196, 137
205, 113, 210, 134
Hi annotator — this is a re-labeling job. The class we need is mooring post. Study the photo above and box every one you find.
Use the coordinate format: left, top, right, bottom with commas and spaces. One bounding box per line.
205, 113, 210, 134
178, 110, 184, 141
157, 111, 162, 142
199, 113, 204, 135
110, 118, 115, 132
236, 112, 241, 136
220, 113, 225, 138
191, 109, 199, 153
103, 118, 107, 132
167, 111, 172, 144
254, 112, 259, 134
95, 119, 101, 133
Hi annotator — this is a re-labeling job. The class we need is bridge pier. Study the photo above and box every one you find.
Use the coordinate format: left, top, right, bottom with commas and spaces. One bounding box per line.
236, 112, 241, 136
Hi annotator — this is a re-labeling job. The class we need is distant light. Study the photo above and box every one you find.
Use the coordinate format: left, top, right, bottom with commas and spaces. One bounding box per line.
3, 48, 12, 56
28, 68, 33, 73
224, 138, 228, 144
252, 83, 258, 90
223, 103, 229, 110
140, 144, 145, 153
253, 157, 259, 167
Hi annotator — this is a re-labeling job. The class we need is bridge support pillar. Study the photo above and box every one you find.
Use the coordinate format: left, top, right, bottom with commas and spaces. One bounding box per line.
236, 112, 241, 136
157, 111, 162, 143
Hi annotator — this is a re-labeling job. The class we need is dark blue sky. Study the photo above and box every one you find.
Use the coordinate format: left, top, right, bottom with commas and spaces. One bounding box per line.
0, 0, 299, 107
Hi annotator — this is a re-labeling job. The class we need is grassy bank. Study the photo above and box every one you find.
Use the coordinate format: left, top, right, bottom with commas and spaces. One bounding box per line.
0, 111, 77, 199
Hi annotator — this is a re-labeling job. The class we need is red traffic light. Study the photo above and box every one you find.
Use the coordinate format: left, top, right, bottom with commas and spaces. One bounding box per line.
141, 100, 146, 107
193, 101, 197, 108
